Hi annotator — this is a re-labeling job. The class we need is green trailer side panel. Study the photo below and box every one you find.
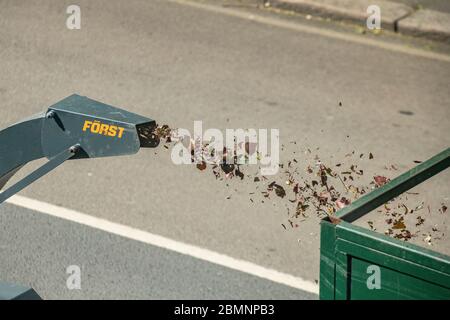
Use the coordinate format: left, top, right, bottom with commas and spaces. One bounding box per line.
319, 220, 337, 300
335, 251, 349, 300
337, 222, 450, 275
336, 239, 450, 288
349, 257, 450, 300
335, 239, 450, 299
319, 220, 450, 299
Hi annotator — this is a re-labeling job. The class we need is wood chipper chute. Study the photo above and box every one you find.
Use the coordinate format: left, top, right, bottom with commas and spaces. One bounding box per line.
0, 94, 160, 299
0, 94, 159, 205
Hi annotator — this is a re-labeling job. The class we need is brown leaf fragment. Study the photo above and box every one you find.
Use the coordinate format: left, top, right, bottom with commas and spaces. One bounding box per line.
392, 217, 406, 230
335, 197, 351, 209
296, 202, 309, 217
416, 216, 425, 227
318, 191, 330, 204
196, 161, 207, 171
374, 175, 389, 187
235, 167, 244, 180
155, 124, 172, 139
329, 215, 342, 225
401, 204, 408, 215
274, 184, 286, 198
319, 166, 328, 188
221, 163, 235, 174
395, 229, 412, 241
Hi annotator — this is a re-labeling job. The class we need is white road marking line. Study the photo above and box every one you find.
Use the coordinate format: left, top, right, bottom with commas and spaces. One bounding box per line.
169, 0, 450, 63
5, 195, 319, 295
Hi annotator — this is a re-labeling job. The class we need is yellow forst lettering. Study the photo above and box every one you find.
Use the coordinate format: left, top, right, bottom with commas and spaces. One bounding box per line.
99, 124, 109, 135
118, 127, 125, 138
82, 120, 92, 132
82, 120, 125, 139
108, 125, 118, 137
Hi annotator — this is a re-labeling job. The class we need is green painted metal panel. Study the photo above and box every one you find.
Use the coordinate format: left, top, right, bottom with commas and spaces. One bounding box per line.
319, 220, 337, 300
349, 257, 450, 300
337, 222, 450, 275
323, 233, 450, 299
336, 238, 450, 288
335, 251, 349, 300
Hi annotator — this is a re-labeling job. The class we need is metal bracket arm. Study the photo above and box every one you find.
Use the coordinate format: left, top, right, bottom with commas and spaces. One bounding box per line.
0, 145, 79, 204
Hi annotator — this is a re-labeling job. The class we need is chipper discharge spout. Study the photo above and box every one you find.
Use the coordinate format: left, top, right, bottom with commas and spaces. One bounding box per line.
0, 94, 159, 204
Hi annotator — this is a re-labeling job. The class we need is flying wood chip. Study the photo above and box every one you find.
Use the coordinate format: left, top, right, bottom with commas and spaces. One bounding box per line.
220, 163, 235, 174
374, 175, 389, 187
335, 197, 351, 209
150, 125, 444, 241
328, 215, 342, 225
235, 167, 244, 180
196, 162, 207, 171
268, 182, 286, 198
392, 217, 406, 230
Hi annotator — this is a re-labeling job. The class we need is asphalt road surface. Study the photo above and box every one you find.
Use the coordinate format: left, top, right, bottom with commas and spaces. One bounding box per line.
0, 203, 315, 299
0, 0, 449, 299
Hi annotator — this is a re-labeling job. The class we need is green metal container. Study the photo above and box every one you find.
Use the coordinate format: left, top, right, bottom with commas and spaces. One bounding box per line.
320, 148, 450, 300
